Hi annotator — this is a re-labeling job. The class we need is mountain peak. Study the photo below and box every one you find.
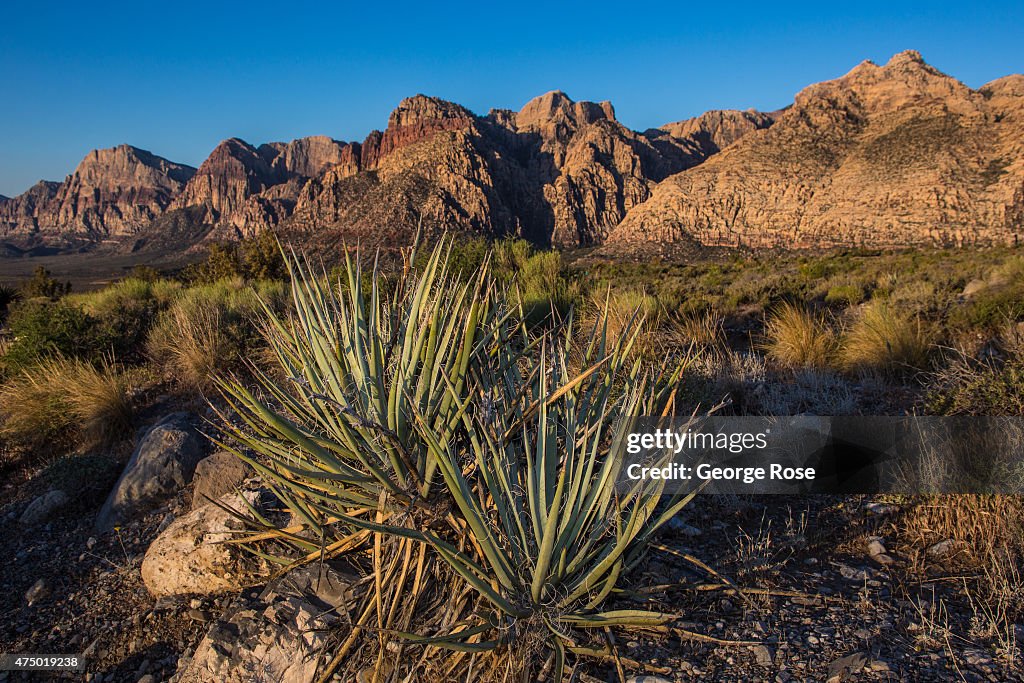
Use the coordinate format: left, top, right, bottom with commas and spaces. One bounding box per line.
888, 49, 925, 66
388, 95, 474, 128
517, 91, 615, 131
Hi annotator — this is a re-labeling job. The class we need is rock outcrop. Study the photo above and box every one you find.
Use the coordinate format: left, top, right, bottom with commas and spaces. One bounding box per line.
657, 109, 777, 159
609, 51, 1024, 249
173, 564, 355, 682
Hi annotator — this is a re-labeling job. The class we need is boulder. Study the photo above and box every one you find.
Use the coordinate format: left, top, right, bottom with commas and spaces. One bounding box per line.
175, 564, 356, 683
96, 413, 205, 532
191, 451, 250, 511
20, 489, 69, 526
141, 490, 273, 598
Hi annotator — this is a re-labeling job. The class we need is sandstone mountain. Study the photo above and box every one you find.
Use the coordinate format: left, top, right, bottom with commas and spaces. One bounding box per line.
609, 51, 1024, 249
0, 146, 194, 241
3, 51, 1021, 253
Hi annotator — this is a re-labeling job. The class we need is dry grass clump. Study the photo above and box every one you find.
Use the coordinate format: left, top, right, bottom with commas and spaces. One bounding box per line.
147, 300, 233, 392
762, 303, 836, 369
674, 309, 725, 348
145, 278, 278, 391
0, 356, 134, 449
840, 300, 930, 373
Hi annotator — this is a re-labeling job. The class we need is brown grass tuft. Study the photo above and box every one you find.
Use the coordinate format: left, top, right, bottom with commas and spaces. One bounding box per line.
0, 356, 134, 449
147, 301, 234, 391
762, 303, 836, 369
841, 300, 930, 373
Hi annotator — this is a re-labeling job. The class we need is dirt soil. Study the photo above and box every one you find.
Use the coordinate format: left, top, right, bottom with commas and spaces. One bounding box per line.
1, 462, 1021, 682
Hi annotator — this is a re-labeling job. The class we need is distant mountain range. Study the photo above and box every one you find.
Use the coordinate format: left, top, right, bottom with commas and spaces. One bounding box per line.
2, 50, 1021, 255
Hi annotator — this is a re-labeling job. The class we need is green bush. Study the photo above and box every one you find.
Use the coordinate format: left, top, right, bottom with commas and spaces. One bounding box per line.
19, 266, 71, 300
185, 232, 288, 284
2, 300, 110, 374
825, 284, 865, 306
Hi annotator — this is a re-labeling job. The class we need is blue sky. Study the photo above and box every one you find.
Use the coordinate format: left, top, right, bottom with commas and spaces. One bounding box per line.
1, 1, 1022, 196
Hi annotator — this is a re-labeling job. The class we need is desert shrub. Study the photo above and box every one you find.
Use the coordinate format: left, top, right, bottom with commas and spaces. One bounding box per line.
147, 295, 236, 391
517, 250, 573, 325
19, 265, 71, 299
215, 238, 696, 681
445, 234, 491, 280
589, 286, 660, 343
841, 301, 930, 373
925, 350, 1024, 416
129, 264, 161, 282
185, 233, 288, 284
674, 309, 725, 348
1, 299, 112, 374
240, 230, 287, 281
492, 236, 533, 278
756, 368, 856, 416
146, 278, 278, 391
763, 303, 836, 369
0, 356, 134, 449
69, 277, 183, 362
825, 283, 865, 306
186, 242, 244, 284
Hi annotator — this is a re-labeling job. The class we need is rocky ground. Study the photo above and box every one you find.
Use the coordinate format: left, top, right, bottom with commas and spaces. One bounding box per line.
1, 411, 1021, 682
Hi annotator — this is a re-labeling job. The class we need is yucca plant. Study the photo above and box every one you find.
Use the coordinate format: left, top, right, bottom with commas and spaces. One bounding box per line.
392, 312, 701, 680
214, 239, 505, 535
212, 238, 519, 678
212, 238, 708, 681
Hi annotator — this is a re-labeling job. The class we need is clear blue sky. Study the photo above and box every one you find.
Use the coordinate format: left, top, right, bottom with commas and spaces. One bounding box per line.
2, 1, 1022, 197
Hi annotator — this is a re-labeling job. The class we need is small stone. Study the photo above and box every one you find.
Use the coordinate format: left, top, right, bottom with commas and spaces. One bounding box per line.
865, 536, 886, 556
963, 649, 993, 667
752, 645, 774, 666
926, 539, 956, 558
25, 578, 49, 605
862, 502, 898, 515
827, 652, 868, 681
86, 537, 97, 549
189, 598, 202, 609
137, 677, 155, 683
838, 564, 871, 581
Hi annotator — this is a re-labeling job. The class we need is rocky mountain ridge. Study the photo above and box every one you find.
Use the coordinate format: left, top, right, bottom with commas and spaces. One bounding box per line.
2, 51, 1021, 253
609, 51, 1024, 249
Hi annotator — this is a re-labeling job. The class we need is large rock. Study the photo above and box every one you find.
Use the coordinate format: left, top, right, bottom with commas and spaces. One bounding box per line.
96, 413, 205, 532
174, 564, 356, 683
191, 451, 251, 511
141, 490, 272, 598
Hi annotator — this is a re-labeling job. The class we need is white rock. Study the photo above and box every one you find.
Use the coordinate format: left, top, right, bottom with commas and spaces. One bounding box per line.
140, 491, 269, 598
